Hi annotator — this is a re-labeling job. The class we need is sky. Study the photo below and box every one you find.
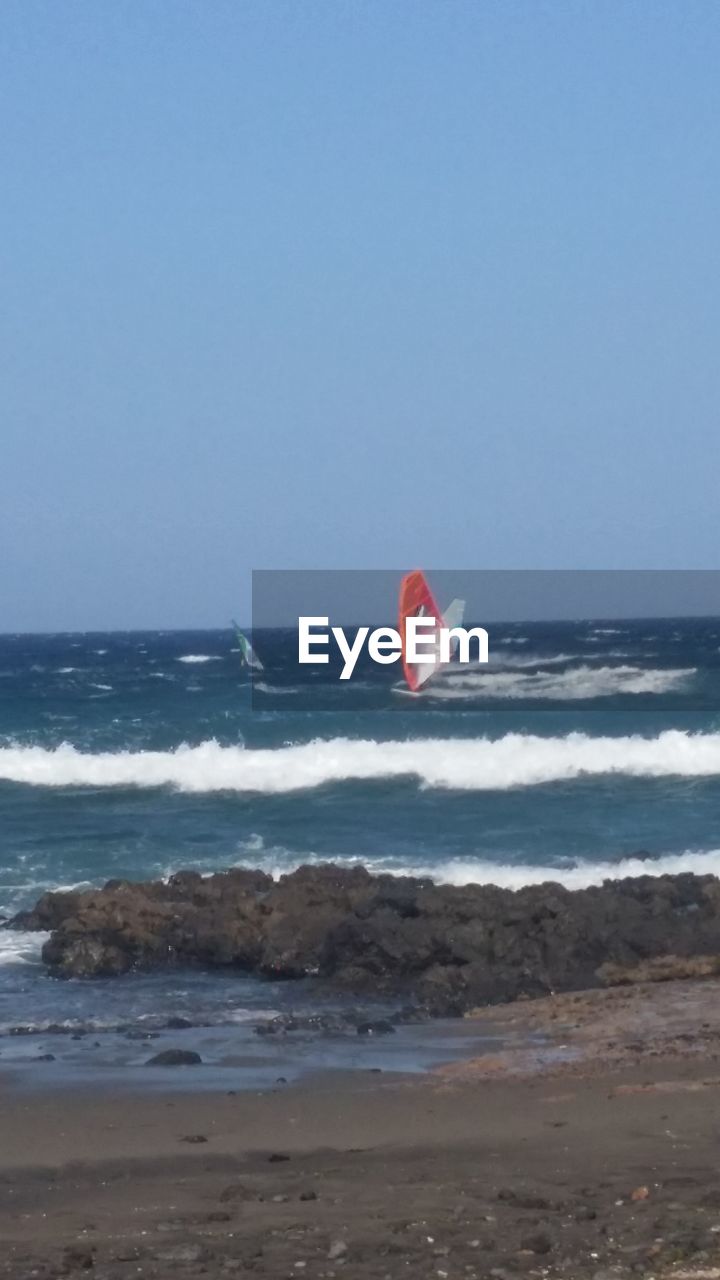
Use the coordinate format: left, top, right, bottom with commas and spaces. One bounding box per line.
2, 1, 720, 630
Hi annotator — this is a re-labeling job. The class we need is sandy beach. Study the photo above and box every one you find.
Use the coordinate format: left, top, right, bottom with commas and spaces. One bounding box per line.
4, 977, 720, 1279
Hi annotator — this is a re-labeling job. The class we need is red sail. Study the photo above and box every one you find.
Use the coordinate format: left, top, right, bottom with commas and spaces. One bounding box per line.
398, 570, 443, 692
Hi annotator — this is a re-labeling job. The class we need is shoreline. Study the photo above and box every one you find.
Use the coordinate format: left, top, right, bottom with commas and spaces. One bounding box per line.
4, 978, 720, 1277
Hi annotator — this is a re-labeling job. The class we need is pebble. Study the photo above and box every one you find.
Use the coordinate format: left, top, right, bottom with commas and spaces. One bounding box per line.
520, 1230, 553, 1255
154, 1244, 210, 1264
61, 1245, 95, 1270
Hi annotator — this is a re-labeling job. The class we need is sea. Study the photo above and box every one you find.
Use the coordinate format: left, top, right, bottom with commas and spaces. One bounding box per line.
1, 619, 720, 1087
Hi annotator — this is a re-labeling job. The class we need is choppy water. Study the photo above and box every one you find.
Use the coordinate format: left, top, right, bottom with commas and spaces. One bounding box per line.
1, 620, 719, 1084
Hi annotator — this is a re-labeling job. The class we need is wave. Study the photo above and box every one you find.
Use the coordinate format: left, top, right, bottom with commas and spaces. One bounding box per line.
3, 729, 720, 794
176, 654, 222, 664
429, 664, 694, 700
9, 848, 720, 920
254, 681, 301, 695
400, 848, 720, 890
231, 844, 720, 892
483, 652, 581, 670
0, 931, 48, 966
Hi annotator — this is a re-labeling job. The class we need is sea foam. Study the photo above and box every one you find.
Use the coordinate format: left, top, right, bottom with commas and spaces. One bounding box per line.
2, 729, 720, 793
0, 931, 49, 966
431, 664, 695, 700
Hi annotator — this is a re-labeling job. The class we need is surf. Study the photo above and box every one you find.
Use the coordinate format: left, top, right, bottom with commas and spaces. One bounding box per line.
3, 728, 720, 793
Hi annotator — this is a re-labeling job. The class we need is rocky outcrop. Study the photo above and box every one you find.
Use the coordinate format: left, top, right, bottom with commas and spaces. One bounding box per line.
11, 864, 720, 1014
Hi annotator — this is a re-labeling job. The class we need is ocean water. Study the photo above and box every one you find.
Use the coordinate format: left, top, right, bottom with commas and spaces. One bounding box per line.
1, 619, 720, 1084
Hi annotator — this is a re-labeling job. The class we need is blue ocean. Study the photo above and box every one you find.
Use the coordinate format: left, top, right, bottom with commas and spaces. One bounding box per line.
1, 619, 720, 1084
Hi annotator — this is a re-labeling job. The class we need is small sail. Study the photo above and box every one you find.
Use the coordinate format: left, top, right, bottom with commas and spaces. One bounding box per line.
442, 598, 466, 656
231, 621, 264, 671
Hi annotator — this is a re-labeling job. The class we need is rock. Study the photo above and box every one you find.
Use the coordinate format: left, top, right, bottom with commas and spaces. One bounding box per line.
61, 1245, 95, 1271
299, 1189, 318, 1201
498, 1188, 551, 1209
575, 1205, 597, 1220
328, 1240, 348, 1259
268, 1152, 290, 1162
43, 935, 132, 979
15, 863, 720, 1018
599, 955, 720, 985
630, 1184, 650, 1201
146, 1049, 202, 1066
520, 1231, 553, 1254
180, 1133, 208, 1143
219, 1183, 258, 1203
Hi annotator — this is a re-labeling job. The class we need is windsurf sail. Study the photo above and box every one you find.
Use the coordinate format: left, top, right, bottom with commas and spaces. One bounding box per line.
231, 621, 264, 671
398, 571, 465, 692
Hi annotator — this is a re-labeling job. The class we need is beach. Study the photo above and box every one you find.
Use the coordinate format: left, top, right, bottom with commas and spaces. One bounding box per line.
3, 977, 720, 1279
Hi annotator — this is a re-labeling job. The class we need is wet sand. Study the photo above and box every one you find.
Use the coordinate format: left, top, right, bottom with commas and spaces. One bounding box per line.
4, 978, 720, 1278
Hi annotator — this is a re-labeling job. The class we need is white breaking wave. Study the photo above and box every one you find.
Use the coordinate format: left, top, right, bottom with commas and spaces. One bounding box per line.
0, 931, 48, 966
234, 846, 720, 892
11, 850, 720, 915
429, 664, 694, 700
400, 849, 720, 890
2, 729, 720, 794
176, 654, 222, 664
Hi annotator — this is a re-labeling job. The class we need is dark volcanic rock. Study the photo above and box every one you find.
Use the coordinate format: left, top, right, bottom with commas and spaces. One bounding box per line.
10, 863, 720, 1016
146, 1049, 202, 1066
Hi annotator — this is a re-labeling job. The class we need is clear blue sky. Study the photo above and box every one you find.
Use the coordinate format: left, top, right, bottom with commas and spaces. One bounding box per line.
3, 1, 720, 629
